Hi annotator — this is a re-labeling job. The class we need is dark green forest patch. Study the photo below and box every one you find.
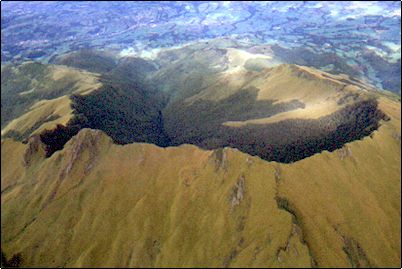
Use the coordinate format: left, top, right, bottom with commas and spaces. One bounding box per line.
3, 52, 387, 162
163, 87, 305, 146
69, 80, 170, 146
36, 77, 386, 163
164, 95, 386, 163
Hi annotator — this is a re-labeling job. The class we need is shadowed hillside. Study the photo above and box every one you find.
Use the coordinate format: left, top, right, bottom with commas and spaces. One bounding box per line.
51, 49, 118, 74
1, 61, 102, 140
1, 48, 391, 163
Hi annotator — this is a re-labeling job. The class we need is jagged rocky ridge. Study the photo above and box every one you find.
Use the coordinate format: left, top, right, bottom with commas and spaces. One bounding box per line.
1, 129, 315, 267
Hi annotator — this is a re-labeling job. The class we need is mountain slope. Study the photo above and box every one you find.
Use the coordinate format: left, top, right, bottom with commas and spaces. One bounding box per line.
276, 96, 401, 267
1, 129, 313, 268
3, 47, 388, 163
1, 62, 102, 140
1, 43, 401, 267
1, 93, 400, 267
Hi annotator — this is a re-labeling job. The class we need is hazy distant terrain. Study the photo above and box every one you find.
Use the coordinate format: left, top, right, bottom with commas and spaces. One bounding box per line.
1, 1, 401, 93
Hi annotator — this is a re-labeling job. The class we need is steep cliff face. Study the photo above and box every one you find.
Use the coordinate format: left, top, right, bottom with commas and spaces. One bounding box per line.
1, 93, 400, 267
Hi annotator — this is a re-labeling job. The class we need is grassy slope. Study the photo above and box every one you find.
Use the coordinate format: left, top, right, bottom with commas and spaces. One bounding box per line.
277, 96, 401, 267
1, 97, 400, 267
1, 130, 312, 268
1, 63, 102, 139
224, 65, 369, 127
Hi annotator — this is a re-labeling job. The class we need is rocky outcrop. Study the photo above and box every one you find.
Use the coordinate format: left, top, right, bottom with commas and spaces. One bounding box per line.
230, 174, 245, 210
212, 148, 228, 171
338, 145, 353, 160
59, 129, 106, 180
22, 135, 46, 167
